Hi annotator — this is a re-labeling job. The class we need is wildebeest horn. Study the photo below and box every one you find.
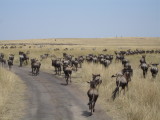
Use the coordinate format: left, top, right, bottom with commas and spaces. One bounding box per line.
111, 75, 116, 78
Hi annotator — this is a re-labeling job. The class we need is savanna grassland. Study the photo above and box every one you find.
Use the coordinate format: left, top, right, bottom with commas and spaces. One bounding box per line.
0, 67, 26, 120
0, 37, 160, 120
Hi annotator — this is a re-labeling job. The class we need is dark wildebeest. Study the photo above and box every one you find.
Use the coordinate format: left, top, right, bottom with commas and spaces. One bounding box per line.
71, 58, 79, 71
40, 54, 49, 61
0, 53, 6, 67
63, 65, 72, 85
19, 52, 29, 67
9, 54, 14, 62
0, 58, 6, 67
31, 59, 41, 75
87, 74, 102, 115
87, 81, 99, 115
78, 56, 84, 68
111, 72, 129, 100
52, 59, 62, 75
150, 64, 159, 78
122, 58, 129, 67
7, 59, 13, 70
103, 59, 111, 67
92, 56, 98, 63
115, 54, 124, 62
141, 63, 150, 78
122, 64, 133, 81
140, 55, 146, 65
8, 54, 14, 69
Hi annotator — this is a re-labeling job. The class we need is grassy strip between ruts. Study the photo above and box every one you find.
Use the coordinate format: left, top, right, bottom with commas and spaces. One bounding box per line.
0, 67, 26, 120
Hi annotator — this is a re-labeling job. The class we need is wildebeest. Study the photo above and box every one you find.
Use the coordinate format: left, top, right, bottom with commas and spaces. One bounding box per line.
77, 56, 84, 68
0, 53, 6, 66
111, 72, 129, 100
0, 58, 6, 66
122, 65, 133, 81
140, 63, 150, 78
7, 54, 14, 69
103, 59, 111, 67
31, 59, 41, 75
103, 48, 107, 52
7, 59, 13, 70
92, 56, 98, 63
71, 58, 79, 71
150, 64, 159, 78
52, 59, 62, 75
86, 74, 102, 115
87, 80, 99, 115
115, 54, 124, 62
19, 51, 29, 67
40, 54, 49, 61
122, 58, 129, 67
9, 54, 14, 62
63, 65, 72, 85
140, 55, 146, 65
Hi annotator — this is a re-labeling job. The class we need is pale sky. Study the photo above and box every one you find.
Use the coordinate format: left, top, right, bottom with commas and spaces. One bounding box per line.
0, 0, 159, 40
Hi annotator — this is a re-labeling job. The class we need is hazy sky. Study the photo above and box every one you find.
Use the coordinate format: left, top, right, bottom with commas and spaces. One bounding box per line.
0, 0, 159, 40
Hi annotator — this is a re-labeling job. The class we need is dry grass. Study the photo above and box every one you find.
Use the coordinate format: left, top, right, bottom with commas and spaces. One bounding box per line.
0, 67, 26, 120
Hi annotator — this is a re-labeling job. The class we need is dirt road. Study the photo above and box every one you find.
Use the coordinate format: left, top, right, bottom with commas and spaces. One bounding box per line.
12, 66, 111, 120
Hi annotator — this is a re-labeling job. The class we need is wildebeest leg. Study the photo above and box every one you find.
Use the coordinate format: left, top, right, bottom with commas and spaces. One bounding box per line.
87, 91, 92, 106
76, 65, 78, 71
59, 67, 61, 75
143, 70, 146, 78
80, 63, 82, 68
26, 60, 28, 65
33, 67, 36, 75
126, 83, 129, 91
121, 85, 126, 95
152, 73, 156, 78
93, 95, 98, 112
35, 68, 37, 75
55, 67, 57, 74
90, 94, 95, 115
37, 68, 39, 75
32, 67, 34, 75
9, 65, 11, 70
68, 73, 71, 83
20, 60, 23, 67
66, 75, 69, 85
34, 68, 36, 75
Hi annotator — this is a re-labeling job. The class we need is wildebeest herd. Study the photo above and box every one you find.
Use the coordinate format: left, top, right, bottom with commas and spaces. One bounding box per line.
0, 48, 159, 115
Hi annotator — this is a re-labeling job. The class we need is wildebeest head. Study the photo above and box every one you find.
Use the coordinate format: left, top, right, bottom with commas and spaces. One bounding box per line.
92, 74, 100, 80
111, 72, 123, 78
142, 55, 146, 58
151, 63, 159, 66
87, 81, 97, 89
92, 74, 102, 86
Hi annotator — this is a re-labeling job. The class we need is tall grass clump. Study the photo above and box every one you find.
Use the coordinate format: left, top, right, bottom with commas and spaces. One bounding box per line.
0, 67, 26, 120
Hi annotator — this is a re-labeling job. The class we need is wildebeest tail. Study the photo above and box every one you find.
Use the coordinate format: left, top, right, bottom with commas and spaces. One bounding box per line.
112, 87, 119, 100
